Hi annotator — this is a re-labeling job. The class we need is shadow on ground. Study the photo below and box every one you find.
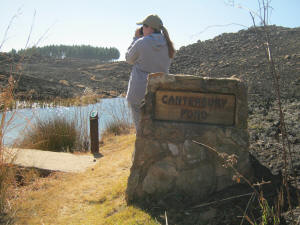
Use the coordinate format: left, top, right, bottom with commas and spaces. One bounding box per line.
93, 152, 103, 159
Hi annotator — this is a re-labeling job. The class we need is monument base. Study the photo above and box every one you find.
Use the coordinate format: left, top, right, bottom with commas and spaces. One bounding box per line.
126, 74, 253, 203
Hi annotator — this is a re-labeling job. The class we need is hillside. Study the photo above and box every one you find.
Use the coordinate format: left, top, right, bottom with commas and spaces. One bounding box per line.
169, 25, 300, 177
1, 26, 299, 101
0, 54, 132, 100
170, 25, 300, 100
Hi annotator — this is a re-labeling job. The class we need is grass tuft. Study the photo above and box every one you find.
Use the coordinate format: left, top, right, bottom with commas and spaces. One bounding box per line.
101, 98, 133, 140
19, 115, 81, 152
0, 163, 15, 225
103, 120, 132, 137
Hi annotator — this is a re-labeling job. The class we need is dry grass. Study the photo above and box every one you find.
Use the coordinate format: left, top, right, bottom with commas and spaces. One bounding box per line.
18, 116, 80, 152
13, 92, 101, 109
52, 93, 101, 107
101, 98, 133, 140
102, 120, 133, 138
0, 163, 15, 224
0, 73, 18, 224
12, 132, 159, 225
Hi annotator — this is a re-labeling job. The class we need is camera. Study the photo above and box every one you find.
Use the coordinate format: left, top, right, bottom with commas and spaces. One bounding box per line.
139, 27, 143, 36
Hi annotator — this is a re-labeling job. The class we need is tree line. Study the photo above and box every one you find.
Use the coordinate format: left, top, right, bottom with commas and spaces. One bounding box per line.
15, 44, 120, 61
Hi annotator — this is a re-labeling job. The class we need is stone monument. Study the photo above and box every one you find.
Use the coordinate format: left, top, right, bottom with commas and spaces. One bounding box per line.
126, 73, 253, 203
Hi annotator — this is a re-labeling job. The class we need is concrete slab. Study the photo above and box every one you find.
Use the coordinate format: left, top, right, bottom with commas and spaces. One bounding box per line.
4, 148, 98, 173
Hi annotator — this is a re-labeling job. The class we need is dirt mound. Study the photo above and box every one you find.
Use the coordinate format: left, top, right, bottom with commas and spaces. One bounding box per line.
170, 25, 300, 100
170, 25, 300, 177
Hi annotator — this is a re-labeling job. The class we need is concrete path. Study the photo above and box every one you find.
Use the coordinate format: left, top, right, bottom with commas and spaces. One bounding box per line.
4, 148, 100, 173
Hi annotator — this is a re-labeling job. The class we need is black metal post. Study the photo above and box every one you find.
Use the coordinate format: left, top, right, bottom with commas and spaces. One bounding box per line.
90, 111, 99, 154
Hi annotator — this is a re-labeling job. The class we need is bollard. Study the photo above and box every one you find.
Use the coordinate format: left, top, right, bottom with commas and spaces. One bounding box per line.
90, 110, 99, 154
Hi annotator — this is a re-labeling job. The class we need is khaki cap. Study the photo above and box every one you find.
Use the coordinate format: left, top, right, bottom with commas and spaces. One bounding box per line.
136, 14, 163, 30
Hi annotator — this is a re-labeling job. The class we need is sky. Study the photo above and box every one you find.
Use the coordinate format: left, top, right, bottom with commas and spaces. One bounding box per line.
1, 0, 299, 60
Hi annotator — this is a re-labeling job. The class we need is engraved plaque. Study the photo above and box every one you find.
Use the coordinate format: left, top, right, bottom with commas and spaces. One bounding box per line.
155, 91, 236, 125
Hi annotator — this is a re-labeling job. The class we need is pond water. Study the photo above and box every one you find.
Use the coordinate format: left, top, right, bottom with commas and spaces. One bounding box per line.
1, 98, 132, 146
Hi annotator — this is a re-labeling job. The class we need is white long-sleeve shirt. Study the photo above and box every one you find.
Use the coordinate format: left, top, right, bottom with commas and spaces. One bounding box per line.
125, 33, 171, 105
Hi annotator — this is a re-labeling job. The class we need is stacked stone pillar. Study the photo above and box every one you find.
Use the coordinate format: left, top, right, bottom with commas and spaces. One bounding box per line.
126, 73, 253, 203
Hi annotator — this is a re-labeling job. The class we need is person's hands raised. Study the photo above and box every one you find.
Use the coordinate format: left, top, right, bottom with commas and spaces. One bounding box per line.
135, 28, 143, 38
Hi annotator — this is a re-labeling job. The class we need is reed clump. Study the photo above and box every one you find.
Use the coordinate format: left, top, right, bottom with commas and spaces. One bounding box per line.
51, 93, 101, 107
101, 98, 133, 139
102, 119, 132, 137
19, 115, 83, 152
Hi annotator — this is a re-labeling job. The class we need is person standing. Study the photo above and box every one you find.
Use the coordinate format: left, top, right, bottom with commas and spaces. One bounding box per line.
125, 14, 175, 132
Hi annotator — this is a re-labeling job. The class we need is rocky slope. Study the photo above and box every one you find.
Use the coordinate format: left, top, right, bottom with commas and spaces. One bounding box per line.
169, 25, 300, 177
170, 25, 300, 100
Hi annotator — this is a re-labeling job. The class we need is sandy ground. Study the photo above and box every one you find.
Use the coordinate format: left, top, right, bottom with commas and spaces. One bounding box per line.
4, 148, 99, 173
